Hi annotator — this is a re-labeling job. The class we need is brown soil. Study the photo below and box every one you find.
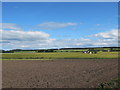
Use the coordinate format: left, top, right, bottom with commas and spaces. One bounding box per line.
2, 59, 118, 88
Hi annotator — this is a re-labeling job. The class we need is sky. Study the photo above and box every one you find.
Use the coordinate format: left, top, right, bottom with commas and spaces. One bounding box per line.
1, 2, 119, 50
2, 0, 120, 2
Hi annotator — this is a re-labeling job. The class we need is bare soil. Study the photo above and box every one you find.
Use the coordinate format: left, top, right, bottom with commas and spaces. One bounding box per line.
2, 59, 118, 88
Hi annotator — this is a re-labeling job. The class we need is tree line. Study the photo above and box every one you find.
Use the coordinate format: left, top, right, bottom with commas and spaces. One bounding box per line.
0, 47, 120, 53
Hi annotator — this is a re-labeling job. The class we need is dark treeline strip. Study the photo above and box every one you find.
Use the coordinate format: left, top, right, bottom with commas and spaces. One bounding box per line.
1, 47, 120, 53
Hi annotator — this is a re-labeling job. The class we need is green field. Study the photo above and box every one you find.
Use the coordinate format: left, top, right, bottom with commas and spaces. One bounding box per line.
1, 52, 119, 60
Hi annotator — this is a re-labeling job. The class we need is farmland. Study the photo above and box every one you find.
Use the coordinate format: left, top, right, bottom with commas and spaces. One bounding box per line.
2, 52, 119, 60
2, 47, 119, 88
2, 59, 118, 88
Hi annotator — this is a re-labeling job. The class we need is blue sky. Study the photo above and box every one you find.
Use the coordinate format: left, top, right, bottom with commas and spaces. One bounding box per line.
1, 2, 118, 50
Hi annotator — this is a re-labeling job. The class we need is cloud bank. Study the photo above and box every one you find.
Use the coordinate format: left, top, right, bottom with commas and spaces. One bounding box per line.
0, 23, 118, 50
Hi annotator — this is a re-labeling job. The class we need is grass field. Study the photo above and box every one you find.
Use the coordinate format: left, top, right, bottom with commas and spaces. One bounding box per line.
1, 52, 119, 60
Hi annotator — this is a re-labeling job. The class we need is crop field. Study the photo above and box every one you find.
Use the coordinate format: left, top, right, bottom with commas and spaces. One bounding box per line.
2, 59, 118, 88
2, 52, 119, 60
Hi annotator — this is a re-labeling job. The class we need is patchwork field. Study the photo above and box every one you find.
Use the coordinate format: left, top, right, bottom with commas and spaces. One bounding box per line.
2, 59, 118, 88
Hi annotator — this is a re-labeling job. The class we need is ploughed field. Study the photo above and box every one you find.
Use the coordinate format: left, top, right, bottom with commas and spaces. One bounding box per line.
2, 59, 118, 88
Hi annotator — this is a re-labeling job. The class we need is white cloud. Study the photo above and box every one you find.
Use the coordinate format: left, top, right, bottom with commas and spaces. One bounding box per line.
1, 30, 50, 41
1, 30, 55, 49
91, 29, 118, 39
1, 29, 93, 49
0, 23, 22, 30
37, 22, 78, 30
1, 28, 119, 50
87, 29, 118, 47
